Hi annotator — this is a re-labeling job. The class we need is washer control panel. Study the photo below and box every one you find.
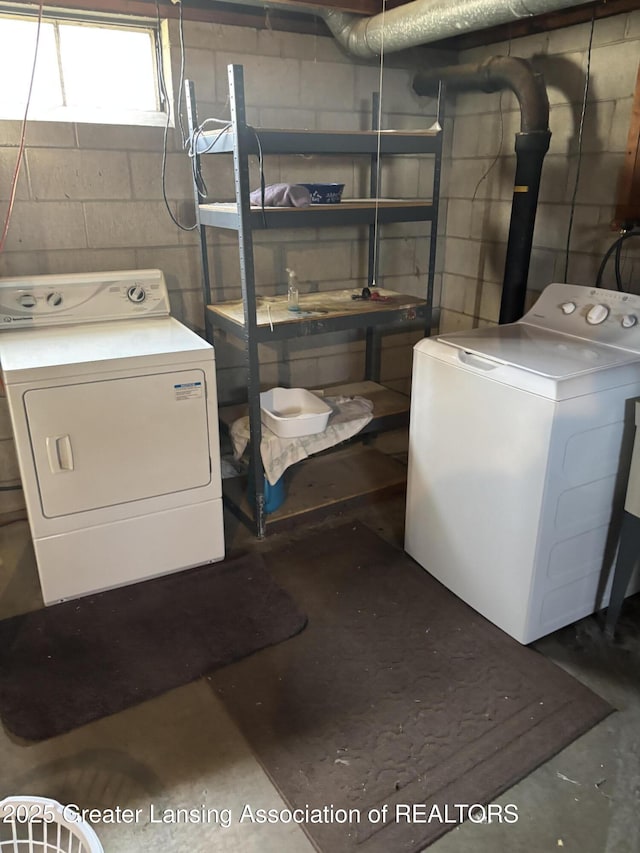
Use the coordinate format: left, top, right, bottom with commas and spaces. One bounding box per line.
0, 269, 170, 327
522, 283, 640, 352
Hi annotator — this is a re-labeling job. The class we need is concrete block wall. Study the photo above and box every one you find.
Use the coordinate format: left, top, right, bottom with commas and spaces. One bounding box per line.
439, 9, 640, 333
0, 17, 440, 511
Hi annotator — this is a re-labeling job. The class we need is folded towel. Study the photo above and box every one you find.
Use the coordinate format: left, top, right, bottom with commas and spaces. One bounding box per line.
250, 183, 311, 208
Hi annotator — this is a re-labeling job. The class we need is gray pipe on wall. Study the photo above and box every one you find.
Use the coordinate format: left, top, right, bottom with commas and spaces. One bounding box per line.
414, 57, 552, 323
414, 57, 549, 132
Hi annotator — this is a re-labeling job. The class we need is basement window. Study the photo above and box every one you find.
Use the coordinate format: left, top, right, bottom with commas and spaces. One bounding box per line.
0, 9, 170, 126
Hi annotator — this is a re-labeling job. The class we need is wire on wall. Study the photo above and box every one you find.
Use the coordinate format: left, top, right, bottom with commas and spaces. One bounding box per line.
562, 10, 596, 283
471, 38, 512, 202
0, 0, 45, 254
370, 0, 387, 289
471, 94, 505, 203
595, 227, 640, 292
175, 0, 188, 148
186, 117, 233, 199
155, 0, 198, 231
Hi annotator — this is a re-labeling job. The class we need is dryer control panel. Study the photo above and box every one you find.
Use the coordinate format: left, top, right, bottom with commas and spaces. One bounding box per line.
522, 283, 640, 352
0, 269, 170, 327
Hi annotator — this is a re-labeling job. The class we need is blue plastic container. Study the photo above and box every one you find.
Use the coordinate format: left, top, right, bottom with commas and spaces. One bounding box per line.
263, 475, 286, 513
299, 183, 344, 204
248, 471, 286, 514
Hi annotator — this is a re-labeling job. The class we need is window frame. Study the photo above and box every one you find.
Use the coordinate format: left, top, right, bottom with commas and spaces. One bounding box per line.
0, 5, 173, 127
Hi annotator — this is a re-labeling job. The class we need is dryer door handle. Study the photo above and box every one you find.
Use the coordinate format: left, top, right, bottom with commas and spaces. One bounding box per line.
46, 434, 75, 473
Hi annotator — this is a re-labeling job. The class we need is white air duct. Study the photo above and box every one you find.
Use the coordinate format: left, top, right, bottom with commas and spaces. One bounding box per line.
322, 0, 594, 58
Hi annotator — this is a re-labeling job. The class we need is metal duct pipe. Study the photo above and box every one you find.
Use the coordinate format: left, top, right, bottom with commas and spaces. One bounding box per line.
323, 0, 594, 59
414, 56, 551, 323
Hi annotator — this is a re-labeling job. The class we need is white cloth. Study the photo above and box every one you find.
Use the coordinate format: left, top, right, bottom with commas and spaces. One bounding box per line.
230, 395, 374, 485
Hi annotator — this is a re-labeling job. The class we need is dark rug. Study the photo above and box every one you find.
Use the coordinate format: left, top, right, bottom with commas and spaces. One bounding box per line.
210, 522, 613, 853
0, 554, 307, 741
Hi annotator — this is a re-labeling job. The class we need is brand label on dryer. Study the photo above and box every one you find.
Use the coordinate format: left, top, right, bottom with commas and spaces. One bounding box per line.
174, 381, 203, 401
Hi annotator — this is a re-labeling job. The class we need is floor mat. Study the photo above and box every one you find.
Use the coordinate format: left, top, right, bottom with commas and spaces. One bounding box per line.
0, 554, 307, 741
210, 522, 613, 853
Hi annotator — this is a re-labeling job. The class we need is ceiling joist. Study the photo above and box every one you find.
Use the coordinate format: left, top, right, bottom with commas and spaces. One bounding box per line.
3, 0, 637, 48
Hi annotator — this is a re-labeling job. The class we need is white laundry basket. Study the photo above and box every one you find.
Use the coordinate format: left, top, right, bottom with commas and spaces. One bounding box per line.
0, 797, 103, 852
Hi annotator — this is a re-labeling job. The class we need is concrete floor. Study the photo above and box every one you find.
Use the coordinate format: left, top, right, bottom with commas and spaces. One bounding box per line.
0, 448, 638, 853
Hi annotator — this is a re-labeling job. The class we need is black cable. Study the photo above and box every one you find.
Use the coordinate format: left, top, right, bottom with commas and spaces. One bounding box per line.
189, 119, 233, 199
155, 0, 197, 231
563, 10, 595, 282
614, 237, 626, 291
471, 37, 511, 203
248, 127, 267, 227
0, 0, 44, 253
176, 0, 188, 148
0, 483, 22, 491
472, 96, 504, 203
595, 229, 640, 292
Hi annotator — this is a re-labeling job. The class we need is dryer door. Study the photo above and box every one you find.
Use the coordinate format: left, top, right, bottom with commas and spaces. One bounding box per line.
24, 369, 212, 517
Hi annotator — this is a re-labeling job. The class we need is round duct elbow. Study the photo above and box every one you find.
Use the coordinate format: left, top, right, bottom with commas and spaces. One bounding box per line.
322, 10, 377, 58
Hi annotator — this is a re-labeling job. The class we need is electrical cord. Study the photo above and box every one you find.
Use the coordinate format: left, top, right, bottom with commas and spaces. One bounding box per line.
595, 228, 640, 292
248, 127, 267, 228
155, 0, 197, 231
175, 0, 188, 148
187, 121, 266, 221
0, 0, 44, 253
371, 0, 386, 289
472, 94, 504, 203
187, 118, 233, 199
471, 38, 511, 203
563, 10, 595, 282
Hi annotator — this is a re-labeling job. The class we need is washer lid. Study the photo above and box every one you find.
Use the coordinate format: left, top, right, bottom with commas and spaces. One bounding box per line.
436, 324, 640, 379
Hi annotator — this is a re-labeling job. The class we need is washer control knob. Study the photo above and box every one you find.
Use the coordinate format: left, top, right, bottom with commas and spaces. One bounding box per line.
18, 293, 36, 309
561, 301, 577, 315
586, 303, 610, 325
47, 291, 63, 307
622, 314, 638, 328
127, 284, 146, 304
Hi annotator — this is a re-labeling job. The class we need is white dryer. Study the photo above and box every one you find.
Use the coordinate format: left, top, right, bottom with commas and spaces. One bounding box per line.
0, 269, 224, 605
405, 283, 640, 643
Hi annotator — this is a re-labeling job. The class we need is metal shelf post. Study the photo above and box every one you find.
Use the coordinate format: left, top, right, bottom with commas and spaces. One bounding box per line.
185, 64, 444, 537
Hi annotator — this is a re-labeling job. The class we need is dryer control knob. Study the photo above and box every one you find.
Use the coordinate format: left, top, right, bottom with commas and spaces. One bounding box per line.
18, 293, 36, 309
561, 301, 577, 314
622, 314, 638, 328
586, 303, 610, 325
47, 291, 63, 307
127, 285, 146, 304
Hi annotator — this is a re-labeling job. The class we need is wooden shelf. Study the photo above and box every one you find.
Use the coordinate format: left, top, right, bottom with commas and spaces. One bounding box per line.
198, 199, 435, 230
223, 444, 407, 533
219, 380, 411, 435
208, 288, 430, 341
186, 65, 444, 537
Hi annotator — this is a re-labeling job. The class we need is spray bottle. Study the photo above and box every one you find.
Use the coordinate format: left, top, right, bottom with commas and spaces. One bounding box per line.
286, 268, 300, 312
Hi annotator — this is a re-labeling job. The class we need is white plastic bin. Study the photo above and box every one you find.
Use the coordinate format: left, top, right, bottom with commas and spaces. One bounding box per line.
260, 387, 331, 437
0, 797, 103, 852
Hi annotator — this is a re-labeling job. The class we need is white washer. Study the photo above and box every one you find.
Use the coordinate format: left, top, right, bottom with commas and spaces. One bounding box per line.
405, 282, 640, 643
0, 269, 224, 605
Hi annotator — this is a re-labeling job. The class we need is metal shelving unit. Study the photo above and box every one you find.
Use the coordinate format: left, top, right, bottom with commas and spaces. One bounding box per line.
185, 64, 444, 538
